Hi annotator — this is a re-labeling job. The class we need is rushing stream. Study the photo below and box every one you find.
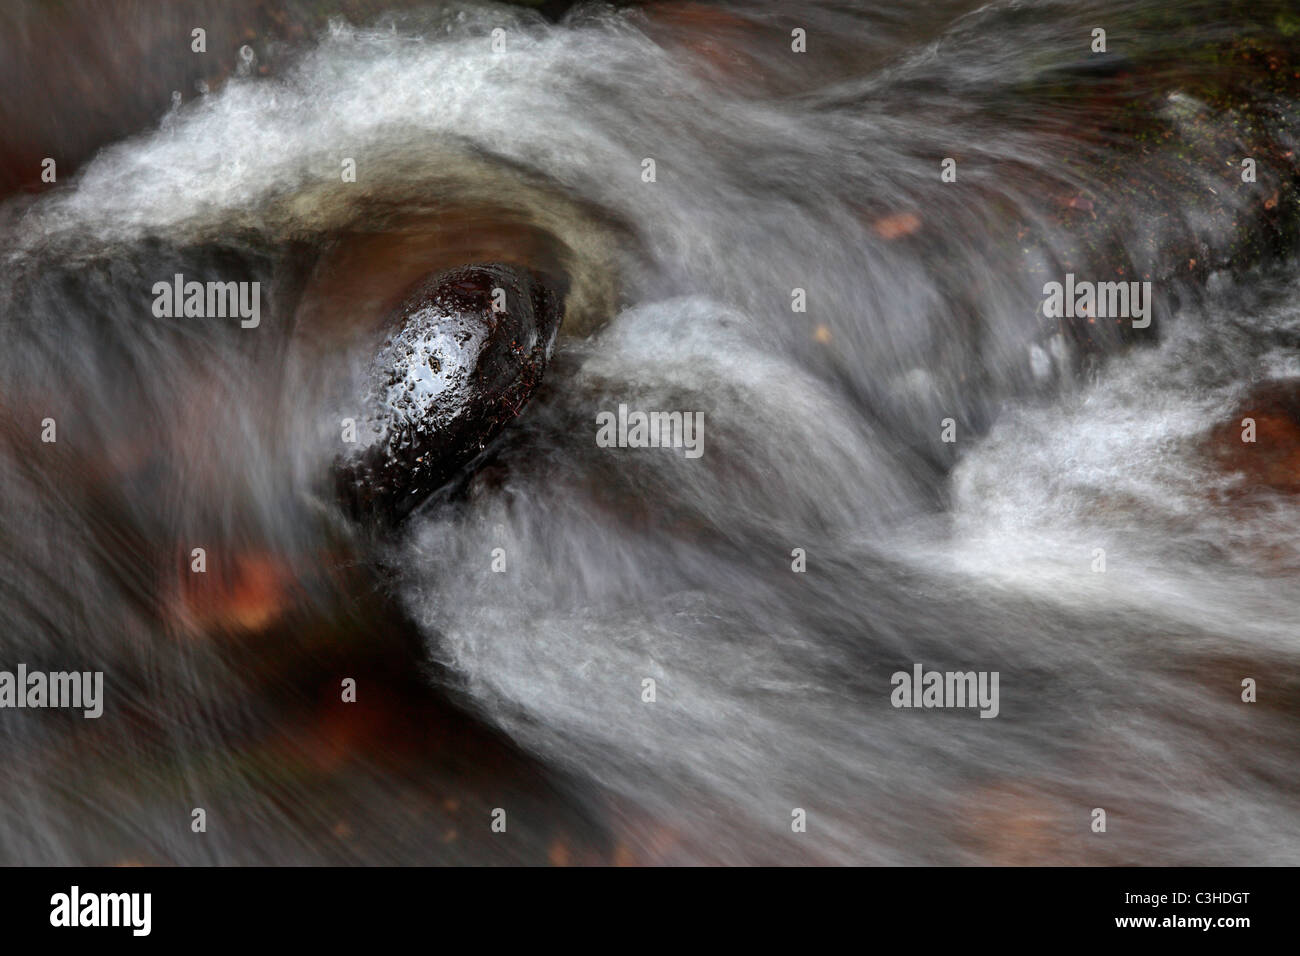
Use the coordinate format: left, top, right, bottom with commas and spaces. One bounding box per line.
2, 0, 1299, 864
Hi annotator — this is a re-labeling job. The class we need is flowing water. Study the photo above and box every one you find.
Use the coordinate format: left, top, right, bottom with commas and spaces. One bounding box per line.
2, 0, 1299, 864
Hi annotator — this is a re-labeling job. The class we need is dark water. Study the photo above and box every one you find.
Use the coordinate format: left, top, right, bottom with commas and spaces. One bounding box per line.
2, 0, 1299, 864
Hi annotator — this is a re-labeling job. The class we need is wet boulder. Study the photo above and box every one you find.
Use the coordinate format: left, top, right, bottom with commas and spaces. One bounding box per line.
1203, 380, 1300, 498
335, 262, 564, 525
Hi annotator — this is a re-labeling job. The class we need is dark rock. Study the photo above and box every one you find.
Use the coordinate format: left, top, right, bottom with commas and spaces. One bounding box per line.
1204, 379, 1300, 497
1040, 52, 1135, 81
335, 263, 564, 525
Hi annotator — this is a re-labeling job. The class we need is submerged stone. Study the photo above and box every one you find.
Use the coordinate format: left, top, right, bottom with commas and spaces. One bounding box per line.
1204, 380, 1300, 497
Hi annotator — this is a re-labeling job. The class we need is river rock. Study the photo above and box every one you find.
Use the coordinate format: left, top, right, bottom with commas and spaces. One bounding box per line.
335, 263, 564, 524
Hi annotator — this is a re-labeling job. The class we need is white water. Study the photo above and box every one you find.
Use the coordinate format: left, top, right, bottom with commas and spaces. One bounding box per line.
3, 0, 1298, 864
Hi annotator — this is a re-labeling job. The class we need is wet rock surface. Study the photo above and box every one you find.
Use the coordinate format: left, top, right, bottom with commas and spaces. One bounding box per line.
1204, 379, 1300, 497
335, 263, 564, 525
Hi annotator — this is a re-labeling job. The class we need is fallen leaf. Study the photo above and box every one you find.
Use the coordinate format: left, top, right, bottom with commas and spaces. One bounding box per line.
871, 211, 922, 239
